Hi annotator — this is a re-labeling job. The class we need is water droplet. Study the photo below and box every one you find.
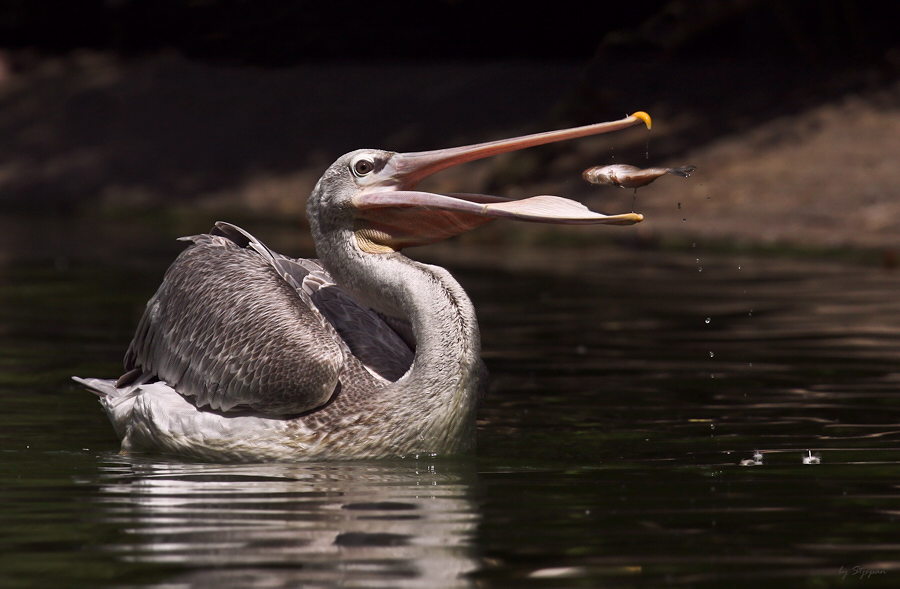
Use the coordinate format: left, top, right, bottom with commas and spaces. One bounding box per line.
677, 202, 681, 209
692, 243, 696, 248
737, 265, 741, 270
748, 310, 753, 317
698, 267, 702, 272
682, 218, 686, 222
710, 424, 715, 429
709, 351, 714, 358
749, 362, 753, 367
710, 374, 714, 378
696, 258, 700, 263
705, 317, 710, 324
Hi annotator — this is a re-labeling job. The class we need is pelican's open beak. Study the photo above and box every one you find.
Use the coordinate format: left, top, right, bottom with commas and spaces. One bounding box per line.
352, 112, 651, 252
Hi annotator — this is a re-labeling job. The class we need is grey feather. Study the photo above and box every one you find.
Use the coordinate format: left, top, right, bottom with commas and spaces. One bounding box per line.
215, 223, 414, 380
125, 230, 345, 415
124, 223, 415, 415
310, 284, 414, 382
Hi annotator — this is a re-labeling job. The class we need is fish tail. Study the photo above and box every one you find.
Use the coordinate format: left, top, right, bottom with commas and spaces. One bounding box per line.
668, 165, 696, 177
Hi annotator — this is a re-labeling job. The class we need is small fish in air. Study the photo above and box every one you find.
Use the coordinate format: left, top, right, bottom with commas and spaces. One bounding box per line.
582, 164, 697, 189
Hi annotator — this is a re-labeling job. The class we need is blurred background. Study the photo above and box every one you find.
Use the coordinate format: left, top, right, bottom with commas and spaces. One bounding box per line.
1, 0, 899, 257
3, 5, 900, 587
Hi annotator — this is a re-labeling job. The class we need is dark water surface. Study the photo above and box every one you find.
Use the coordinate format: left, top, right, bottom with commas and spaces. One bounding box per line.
2, 216, 899, 588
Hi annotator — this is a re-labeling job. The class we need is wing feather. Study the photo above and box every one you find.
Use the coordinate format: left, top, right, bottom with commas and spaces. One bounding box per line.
125, 229, 344, 415
308, 283, 414, 382
124, 223, 415, 415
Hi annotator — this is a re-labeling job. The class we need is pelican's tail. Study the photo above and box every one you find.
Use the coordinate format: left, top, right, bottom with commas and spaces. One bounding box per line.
73, 376, 120, 398
667, 165, 696, 177
73, 376, 140, 440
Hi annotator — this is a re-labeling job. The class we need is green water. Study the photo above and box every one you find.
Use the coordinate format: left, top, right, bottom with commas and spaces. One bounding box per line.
2, 216, 899, 588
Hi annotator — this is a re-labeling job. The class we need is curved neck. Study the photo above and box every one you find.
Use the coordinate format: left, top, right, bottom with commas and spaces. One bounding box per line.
315, 226, 483, 452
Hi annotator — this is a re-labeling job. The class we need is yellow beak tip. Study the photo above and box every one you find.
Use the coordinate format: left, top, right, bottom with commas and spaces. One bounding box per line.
630, 111, 652, 129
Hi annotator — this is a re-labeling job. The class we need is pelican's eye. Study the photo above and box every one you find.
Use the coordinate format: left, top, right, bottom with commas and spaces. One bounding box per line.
351, 157, 375, 177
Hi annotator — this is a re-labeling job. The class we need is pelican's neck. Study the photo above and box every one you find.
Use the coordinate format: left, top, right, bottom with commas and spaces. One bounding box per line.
319, 226, 481, 370
314, 226, 484, 452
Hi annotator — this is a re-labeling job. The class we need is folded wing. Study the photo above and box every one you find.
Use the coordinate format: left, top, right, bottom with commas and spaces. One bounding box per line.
123, 223, 413, 415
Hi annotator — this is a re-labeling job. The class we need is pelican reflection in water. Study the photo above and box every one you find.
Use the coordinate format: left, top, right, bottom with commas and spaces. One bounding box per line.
95, 459, 481, 587
75, 112, 652, 461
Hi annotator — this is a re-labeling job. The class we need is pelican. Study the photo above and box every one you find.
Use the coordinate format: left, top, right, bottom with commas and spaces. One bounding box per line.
75, 112, 651, 461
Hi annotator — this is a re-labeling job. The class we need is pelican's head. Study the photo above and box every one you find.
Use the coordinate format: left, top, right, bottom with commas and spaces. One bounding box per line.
307, 112, 652, 255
